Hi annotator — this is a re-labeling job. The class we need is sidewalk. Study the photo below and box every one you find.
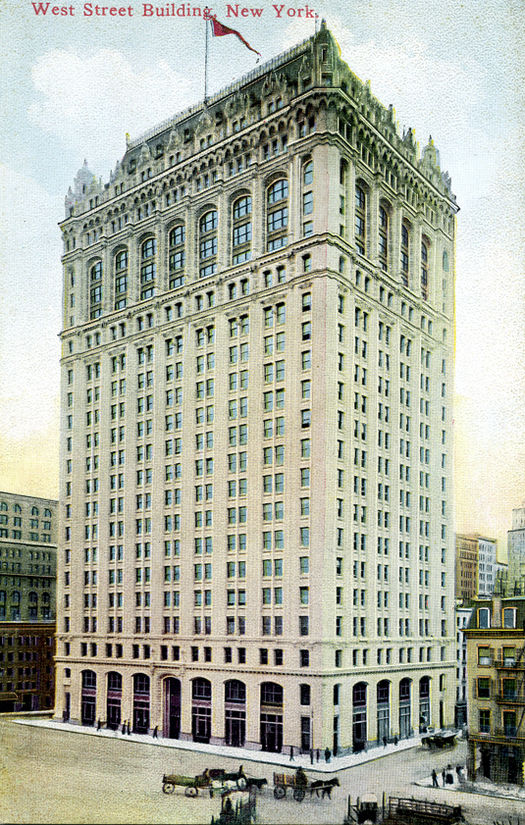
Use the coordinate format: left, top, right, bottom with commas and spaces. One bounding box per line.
13, 715, 422, 773
416, 769, 525, 803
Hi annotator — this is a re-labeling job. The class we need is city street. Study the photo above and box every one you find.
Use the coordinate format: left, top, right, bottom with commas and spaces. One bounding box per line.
0, 716, 522, 824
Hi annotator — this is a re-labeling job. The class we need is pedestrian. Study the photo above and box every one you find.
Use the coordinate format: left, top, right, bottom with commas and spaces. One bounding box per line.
121, 720, 127, 734
456, 764, 463, 783
442, 767, 447, 786
432, 769, 438, 787
324, 746, 331, 763
289, 745, 294, 761
316, 748, 320, 762
127, 721, 132, 735
446, 764, 453, 784
153, 725, 158, 739
97, 719, 102, 732
383, 736, 387, 748
393, 736, 398, 746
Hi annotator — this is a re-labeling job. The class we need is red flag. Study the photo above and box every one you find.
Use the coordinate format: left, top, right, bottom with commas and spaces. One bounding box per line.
210, 17, 261, 57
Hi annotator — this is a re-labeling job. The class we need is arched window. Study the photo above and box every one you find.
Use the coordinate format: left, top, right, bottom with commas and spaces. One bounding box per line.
377, 680, 390, 704
108, 672, 122, 691
0, 591, 5, 603
260, 681, 283, 706
419, 675, 430, 731
42, 592, 50, 604
419, 676, 430, 698
11, 591, 20, 604
400, 678, 411, 701
352, 682, 367, 751
232, 196, 252, 264
399, 677, 412, 738
81, 669, 97, 726
31, 506, 39, 516
114, 249, 128, 309
44, 508, 51, 517
377, 680, 390, 742
355, 184, 366, 256
192, 677, 211, 743
442, 250, 449, 271
421, 237, 429, 300
378, 204, 389, 271
29, 592, 38, 603
82, 669, 97, 689
140, 238, 156, 300
199, 210, 218, 279
13, 504, 21, 513
267, 180, 288, 251
401, 220, 410, 286
0, 502, 7, 511
133, 673, 150, 694
89, 261, 103, 318
225, 679, 246, 703
192, 677, 212, 701
169, 224, 185, 288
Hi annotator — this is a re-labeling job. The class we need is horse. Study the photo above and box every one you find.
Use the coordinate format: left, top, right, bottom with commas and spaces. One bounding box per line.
309, 777, 340, 799
246, 776, 267, 790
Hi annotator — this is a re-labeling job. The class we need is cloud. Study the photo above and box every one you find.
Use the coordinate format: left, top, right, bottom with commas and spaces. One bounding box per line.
28, 49, 197, 174
284, 15, 485, 150
0, 163, 61, 441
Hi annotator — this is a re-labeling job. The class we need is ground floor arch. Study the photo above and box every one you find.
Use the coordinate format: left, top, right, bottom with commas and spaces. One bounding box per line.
106, 671, 122, 730
163, 677, 181, 739
260, 682, 283, 753
55, 663, 455, 753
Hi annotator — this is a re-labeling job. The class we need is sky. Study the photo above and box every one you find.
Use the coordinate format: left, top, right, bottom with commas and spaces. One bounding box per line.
0, 0, 523, 555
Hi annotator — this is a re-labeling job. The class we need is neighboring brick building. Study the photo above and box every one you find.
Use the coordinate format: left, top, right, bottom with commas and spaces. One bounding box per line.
456, 534, 478, 602
0, 491, 57, 711
0, 622, 55, 711
465, 595, 525, 785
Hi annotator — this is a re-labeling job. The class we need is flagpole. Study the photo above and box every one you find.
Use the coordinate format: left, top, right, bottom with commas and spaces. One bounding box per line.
204, 13, 209, 104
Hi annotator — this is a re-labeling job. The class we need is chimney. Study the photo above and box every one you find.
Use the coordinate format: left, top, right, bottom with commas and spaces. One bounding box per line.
492, 597, 502, 627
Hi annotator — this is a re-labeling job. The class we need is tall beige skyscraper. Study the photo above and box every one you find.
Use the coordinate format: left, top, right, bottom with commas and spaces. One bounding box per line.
55, 23, 457, 754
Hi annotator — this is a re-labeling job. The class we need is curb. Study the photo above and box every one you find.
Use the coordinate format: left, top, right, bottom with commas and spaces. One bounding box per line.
12, 716, 423, 774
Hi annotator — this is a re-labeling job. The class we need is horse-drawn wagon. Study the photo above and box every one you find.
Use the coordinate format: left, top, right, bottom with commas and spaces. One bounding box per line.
272, 770, 340, 802
162, 767, 247, 796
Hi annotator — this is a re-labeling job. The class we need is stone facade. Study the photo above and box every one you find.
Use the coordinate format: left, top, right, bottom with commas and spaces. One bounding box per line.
55, 23, 457, 753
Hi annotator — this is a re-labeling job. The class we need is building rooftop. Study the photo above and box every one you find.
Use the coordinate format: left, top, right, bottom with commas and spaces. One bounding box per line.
64, 22, 456, 219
